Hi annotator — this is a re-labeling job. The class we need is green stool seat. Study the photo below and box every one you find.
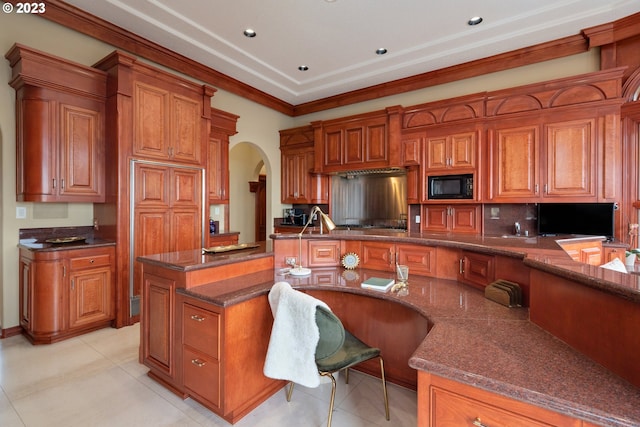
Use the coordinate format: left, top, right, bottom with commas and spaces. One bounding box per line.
285, 304, 390, 427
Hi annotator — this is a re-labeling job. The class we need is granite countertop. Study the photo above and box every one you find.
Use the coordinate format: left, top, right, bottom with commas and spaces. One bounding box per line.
271, 231, 640, 303
18, 238, 116, 251
18, 226, 116, 251
178, 267, 640, 427
137, 240, 272, 272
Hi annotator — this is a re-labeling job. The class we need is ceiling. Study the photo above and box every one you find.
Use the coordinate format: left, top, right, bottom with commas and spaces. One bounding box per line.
64, 0, 639, 105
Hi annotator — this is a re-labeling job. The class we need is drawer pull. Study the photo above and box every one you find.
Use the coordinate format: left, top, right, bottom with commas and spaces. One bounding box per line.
191, 358, 206, 367
190, 314, 205, 322
472, 417, 488, 427
90, 259, 95, 264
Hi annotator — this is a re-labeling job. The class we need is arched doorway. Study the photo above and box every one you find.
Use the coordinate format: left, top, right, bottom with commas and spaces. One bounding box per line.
228, 142, 270, 243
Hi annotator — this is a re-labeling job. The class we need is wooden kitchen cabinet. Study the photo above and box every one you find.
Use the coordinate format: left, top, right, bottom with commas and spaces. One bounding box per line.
602, 242, 627, 263
307, 240, 341, 267
487, 120, 541, 201
485, 69, 622, 203
459, 250, 495, 289
361, 241, 437, 276
182, 302, 222, 410
422, 205, 481, 234
424, 130, 477, 172
133, 80, 204, 165
400, 131, 422, 165
68, 251, 114, 330
208, 135, 229, 202
132, 163, 203, 299
19, 245, 115, 344
543, 117, 596, 199
418, 372, 582, 427
556, 237, 604, 266
487, 117, 597, 201
281, 147, 313, 203
314, 110, 394, 173
91, 51, 214, 326
141, 271, 179, 390
396, 243, 437, 277
177, 292, 282, 424
7, 44, 107, 203
208, 108, 238, 204
280, 125, 329, 204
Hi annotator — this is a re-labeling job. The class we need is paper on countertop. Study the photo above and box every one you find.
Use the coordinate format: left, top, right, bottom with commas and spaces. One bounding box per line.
599, 257, 628, 274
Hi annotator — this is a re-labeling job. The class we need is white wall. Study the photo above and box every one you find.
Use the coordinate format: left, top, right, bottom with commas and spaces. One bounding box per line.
0, 10, 600, 329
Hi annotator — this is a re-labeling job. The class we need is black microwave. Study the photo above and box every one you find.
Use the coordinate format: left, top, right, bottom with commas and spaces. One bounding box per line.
427, 174, 474, 199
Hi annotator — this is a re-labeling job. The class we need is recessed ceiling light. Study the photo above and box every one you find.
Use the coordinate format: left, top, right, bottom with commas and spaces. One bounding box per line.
375, 48, 388, 55
243, 29, 257, 38
468, 16, 483, 26
298, 65, 309, 71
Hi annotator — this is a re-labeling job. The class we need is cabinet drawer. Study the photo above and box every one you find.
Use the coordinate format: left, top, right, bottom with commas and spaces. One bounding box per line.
307, 240, 341, 267
183, 346, 221, 408
183, 304, 220, 357
430, 384, 579, 427
69, 253, 111, 270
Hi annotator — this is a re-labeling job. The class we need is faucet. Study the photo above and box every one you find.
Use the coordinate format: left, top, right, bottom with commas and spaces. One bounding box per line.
514, 221, 521, 236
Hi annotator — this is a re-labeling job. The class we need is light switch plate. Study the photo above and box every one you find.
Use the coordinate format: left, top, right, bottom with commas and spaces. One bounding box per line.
16, 207, 27, 219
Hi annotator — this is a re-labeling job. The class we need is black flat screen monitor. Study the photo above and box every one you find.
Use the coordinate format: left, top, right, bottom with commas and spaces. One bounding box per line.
537, 203, 615, 239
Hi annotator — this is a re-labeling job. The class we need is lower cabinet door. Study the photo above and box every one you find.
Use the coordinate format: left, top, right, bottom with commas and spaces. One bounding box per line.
68, 266, 113, 329
184, 346, 221, 409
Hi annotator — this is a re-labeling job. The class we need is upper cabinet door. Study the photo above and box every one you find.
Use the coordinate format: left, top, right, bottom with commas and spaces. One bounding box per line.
133, 81, 203, 165
544, 118, 596, 199
487, 123, 540, 201
58, 102, 104, 200
171, 94, 202, 164
425, 131, 476, 171
134, 82, 170, 161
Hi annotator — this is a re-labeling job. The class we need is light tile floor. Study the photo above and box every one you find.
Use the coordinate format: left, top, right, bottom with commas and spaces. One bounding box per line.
0, 324, 417, 426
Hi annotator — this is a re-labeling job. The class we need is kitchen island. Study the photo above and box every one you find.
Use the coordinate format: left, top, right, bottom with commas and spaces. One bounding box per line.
137, 233, 640, 426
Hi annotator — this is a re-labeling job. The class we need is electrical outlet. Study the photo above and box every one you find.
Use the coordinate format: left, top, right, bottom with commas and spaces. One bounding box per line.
285, 257, 297, 267
415, 215, 421, 224
16, 207, 26, 219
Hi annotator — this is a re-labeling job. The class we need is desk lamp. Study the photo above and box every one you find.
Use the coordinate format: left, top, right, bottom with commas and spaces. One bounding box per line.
289, 206, 336, 276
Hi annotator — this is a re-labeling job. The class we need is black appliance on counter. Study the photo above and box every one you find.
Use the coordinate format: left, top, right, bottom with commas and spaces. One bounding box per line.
283, 208, 307, 225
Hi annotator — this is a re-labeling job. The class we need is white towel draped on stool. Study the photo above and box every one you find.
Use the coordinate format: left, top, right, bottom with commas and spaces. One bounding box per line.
263, 281, 329, 388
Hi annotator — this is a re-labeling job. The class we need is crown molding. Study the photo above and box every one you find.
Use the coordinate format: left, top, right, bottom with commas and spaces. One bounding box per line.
12, 0, 639, 117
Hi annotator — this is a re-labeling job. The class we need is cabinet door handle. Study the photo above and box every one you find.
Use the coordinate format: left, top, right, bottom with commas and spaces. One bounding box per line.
472, 417, 489, 427
534, 184, 539, 194
61, 178, 65, 190
544, 184, 548, 194
190, 314, 205, 322
71, 279, 74, 291
63, 265, 66, 277
459, 258, 464, 274
52, 178, 56, 189
191, 359, 206, 367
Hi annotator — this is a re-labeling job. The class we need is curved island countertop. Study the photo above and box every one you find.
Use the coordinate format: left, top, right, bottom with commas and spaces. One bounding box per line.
174, 266, 640, 427
137, 232, 640, 426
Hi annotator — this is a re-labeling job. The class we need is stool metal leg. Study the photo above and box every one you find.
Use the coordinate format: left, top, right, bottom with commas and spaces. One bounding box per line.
380, 357, 390, 421
286, 382, 294, 402
320, 372, 337, 427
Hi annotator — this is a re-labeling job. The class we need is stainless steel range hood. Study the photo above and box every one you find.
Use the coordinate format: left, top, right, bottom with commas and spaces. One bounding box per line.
330, 170, 407, 229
